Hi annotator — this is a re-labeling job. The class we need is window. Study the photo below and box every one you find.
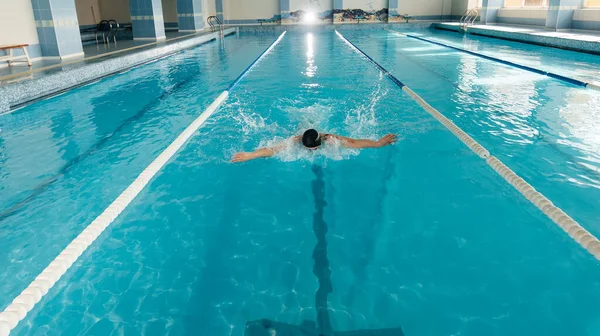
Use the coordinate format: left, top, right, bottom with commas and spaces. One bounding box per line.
505, 0, 548, 7
587, 0, 600, 6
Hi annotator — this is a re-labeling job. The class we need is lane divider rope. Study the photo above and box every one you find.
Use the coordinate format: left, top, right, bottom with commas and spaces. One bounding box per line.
0, 31, 287, 336
334, 30, 600, 262
387, 29, 595, 90
335, 30, 489, 159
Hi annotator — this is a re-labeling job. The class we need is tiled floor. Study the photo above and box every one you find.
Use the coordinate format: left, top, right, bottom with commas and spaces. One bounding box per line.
0, 59, 62, 80
0, 31, 202, 85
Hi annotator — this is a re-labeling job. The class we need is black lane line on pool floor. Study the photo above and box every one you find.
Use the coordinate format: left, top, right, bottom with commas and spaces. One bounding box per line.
0, 39, 253, 223
311, 165, 334, 335
395, 31, 596, 90
244, 165, 405, 336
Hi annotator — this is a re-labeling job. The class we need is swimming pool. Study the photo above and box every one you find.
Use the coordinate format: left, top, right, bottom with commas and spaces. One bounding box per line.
1, 29, 600, 335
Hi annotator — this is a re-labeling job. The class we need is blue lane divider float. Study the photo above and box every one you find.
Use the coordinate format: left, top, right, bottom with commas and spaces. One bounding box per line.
334, 30, 406, 89
0, 31, 287, 336
228, 31, 287, 92
393, 31, 593, 89
334, 29, 600, 265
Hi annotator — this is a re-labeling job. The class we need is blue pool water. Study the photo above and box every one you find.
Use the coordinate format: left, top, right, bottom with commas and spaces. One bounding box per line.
411, 28, 600, 86
347, 29, 600, 237
1, 30, 600, 335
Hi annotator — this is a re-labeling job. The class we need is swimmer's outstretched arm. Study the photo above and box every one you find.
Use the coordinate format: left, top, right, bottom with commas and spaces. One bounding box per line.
231, 136, 301, 163
231, 148, 276, 162
324, 133, 397, 149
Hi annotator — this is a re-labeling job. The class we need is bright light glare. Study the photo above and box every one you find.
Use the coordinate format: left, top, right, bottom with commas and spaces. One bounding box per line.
304, 12, 316, 24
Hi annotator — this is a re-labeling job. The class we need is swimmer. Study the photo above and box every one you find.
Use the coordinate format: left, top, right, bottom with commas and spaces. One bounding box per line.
231, 129, 397, 163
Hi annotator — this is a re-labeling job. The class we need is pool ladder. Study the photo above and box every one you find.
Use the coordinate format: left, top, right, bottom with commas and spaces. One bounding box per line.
459, 9, 478, 32
207, 15, 224, 38
95, 19, 119, 44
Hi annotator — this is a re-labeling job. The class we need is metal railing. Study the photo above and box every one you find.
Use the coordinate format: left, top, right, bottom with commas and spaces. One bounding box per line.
459, 9, 478, 31
207, 15, 223, 34
95, 19, 119, 44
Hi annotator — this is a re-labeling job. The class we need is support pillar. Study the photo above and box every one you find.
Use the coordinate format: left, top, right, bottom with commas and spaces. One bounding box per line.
177, 0, 204, 32
480, 0, 504, 24
546, 0, 581, 30
31, 0, 84, 59
280, 0, 292, 24
388, 0, 402, 22
479, 0, 504, 24
129, 0, 166, 40
333, 0, 343, 23
216, 0, 224, 23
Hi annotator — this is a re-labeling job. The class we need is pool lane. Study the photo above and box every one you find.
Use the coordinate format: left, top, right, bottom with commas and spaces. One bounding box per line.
412, 28, 600, 88
401, 32, 591, 89
0, 33, 278, 315
14, 31, 600, 336
343, 30, 600, 239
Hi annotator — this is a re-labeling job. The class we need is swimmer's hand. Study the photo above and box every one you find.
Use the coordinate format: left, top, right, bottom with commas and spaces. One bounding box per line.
376, 134, 398, 147
231, 152, 255, 162
231, 148, 276, 163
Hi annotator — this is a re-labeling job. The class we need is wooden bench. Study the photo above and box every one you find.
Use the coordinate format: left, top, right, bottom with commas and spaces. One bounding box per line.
0, 44, 32, 67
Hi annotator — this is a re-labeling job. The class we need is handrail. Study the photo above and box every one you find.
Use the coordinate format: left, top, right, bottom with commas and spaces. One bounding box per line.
459, 9, 478, 30
468, 9, 478, 25
95, 20, 109, 44
94, 19, 119, 44
207, 15, 223, 33
107, 20, 119, 43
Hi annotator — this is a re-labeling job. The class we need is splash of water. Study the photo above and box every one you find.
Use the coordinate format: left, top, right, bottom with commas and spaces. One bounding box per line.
258, 137, 360, 163
280, 100, 335, 131
344, 77, 388, 138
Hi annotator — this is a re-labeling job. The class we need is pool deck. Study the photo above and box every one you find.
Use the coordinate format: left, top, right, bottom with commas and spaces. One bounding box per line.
435, 22, 600, 54
0, 31, 215, 85
0, 28, 236, 113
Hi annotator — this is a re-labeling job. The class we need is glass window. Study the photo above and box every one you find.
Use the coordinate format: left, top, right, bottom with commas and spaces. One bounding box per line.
524, 0, 548, 6
505, 0, 548, 6
587, 0, 600, 6
505, 0, 523, 7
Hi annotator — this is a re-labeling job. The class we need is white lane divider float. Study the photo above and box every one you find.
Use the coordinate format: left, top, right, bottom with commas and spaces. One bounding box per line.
0, 31, 287, 336
335, 30, 600, 261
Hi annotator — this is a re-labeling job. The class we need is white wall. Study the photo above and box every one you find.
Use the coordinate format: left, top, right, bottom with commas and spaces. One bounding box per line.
573, 8, 600, 21
224, 0, 279, 20
0, 0, 39, 46
99, 0, 131, 23
397, 0, 452, 16
289, 0, 333, 13
497, 8, 548, 19
75, 0, 102, 25
451, 0, 469, 16
344, 0, 387, 11
162, 0, 178, 23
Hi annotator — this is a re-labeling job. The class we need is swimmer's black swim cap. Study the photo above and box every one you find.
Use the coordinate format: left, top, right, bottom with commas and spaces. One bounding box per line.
302, 129, 321, 148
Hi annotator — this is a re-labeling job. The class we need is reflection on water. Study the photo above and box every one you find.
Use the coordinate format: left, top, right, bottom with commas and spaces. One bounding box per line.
305, 33, 317, 78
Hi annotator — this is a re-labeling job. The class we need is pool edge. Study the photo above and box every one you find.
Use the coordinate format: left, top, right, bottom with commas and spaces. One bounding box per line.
0, 28, 238, 114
